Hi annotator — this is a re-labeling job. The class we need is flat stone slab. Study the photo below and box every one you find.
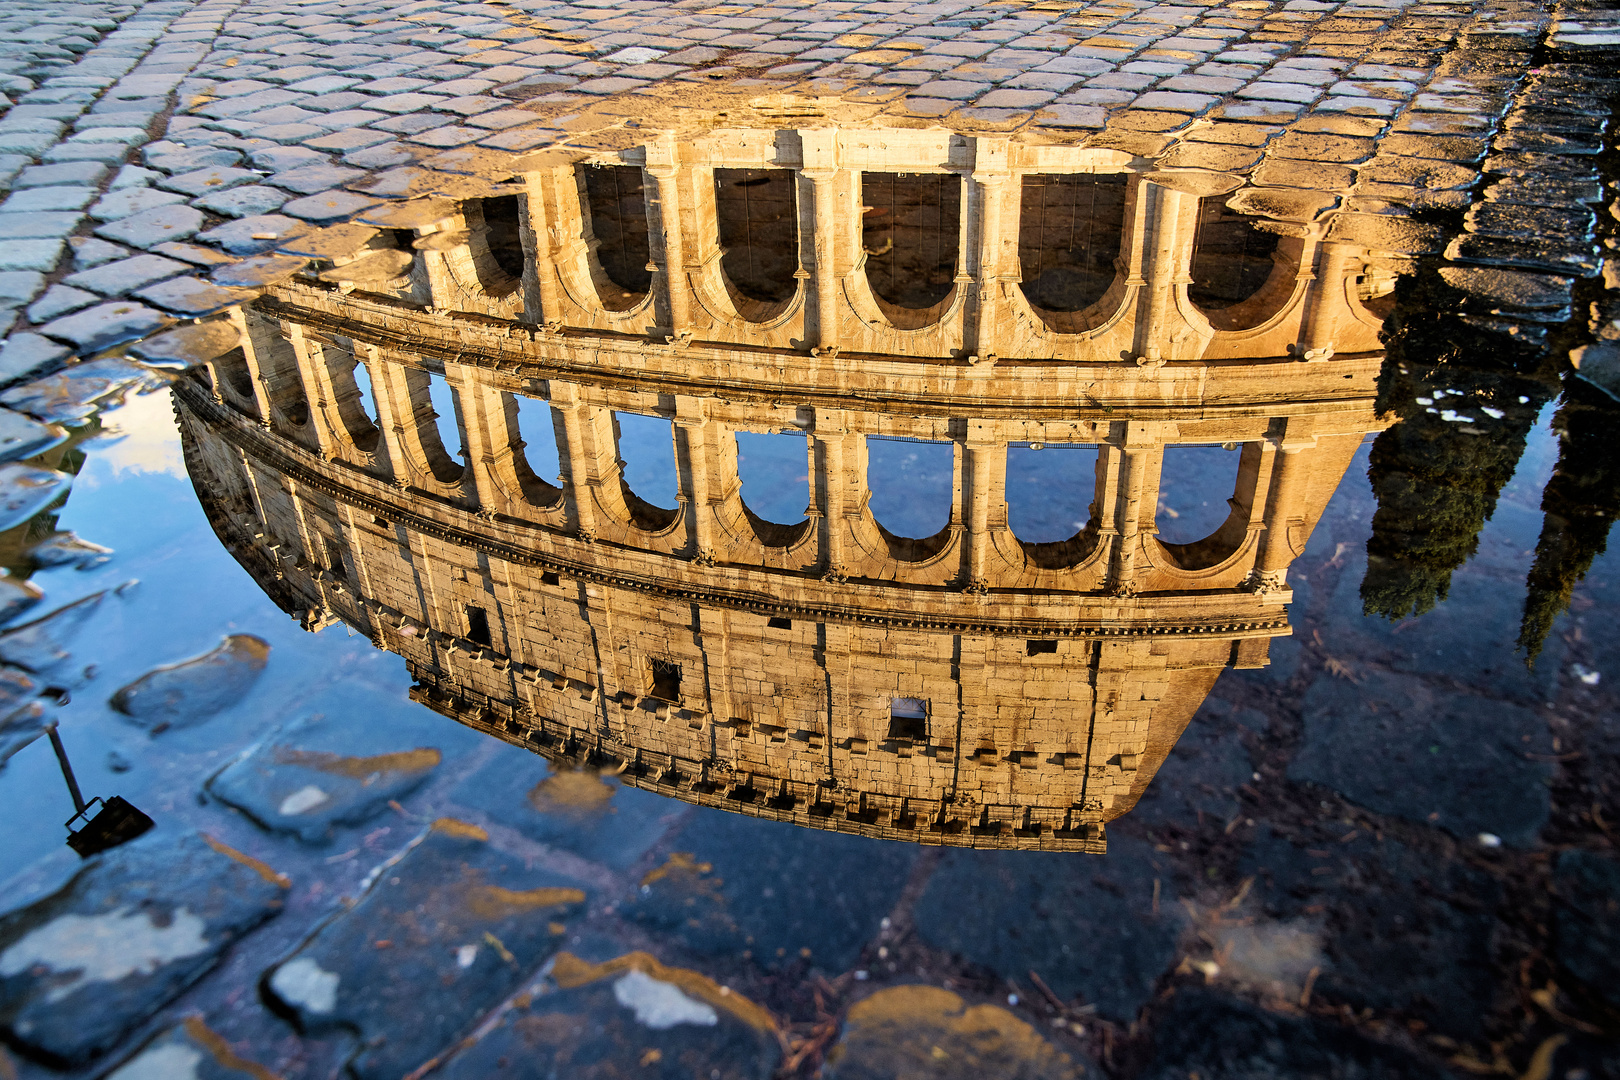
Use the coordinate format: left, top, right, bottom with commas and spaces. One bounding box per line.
210, 701, 472, 844
1239, 825, 1501, 1037
0, 831, 287, 1068
914, 834, 1184, 1021
1141, 989, 1449, 1079
0, 358, 162, 424
1552, 850, 1620, 1009
0, 463, 71, 533
265, 818, 588, 1080
103, 1016, 280, 1080
435, 950, 782, 1079
94, 205, 206, 250
823, 985, 1087, 1080
450, 742, 681, 868
111, 634, 270, 733
0, 334, 70, 389
0, 408, 65, 464
629, 810, 915, 972
0, 591, 107, 678
1288, 670, 1552, 846
36, 302, 172, 355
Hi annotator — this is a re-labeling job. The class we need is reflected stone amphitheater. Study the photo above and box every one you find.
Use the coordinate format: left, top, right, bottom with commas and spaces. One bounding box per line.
174, 111, 1392, 851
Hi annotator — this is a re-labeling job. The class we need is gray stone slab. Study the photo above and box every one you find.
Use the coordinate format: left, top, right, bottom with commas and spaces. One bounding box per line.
0, 831, 287, 1068
280, 189, 376, 223
94, 204, 206, 250
436, 949, 783, 1080
0, 591, 108, 678
26, 285, 98, 323
197, 214, 311, 255
68, 237, 131, 269
0, 408, 63, 464
1553, 850, 1620, 1009
103, 1018, 280, 1080
912, 834, 1184, 1021
0, 240, 65, 272
1238, 826, 1501, 1037
0, 186, 95, 214
88, 187, 187, 221
144, 146, 243, 173
0, 272, 44, 304
158, 165, 261, 197
0, 212, 83, 241
1289, 670, 1552, 847
0, 335, 70, 389
823, 985, 1087, 1080
265, 818, 588, 1080
450, 742, 681, 869
63, 254, 190, 298
629, 810, 916, 972
37, 301, 171, 355
14, 162, 108, 188
194, 184, 289, 218
134, 276, 256, 317
110, 634, 270, 732
1141, 990, 1448, 1080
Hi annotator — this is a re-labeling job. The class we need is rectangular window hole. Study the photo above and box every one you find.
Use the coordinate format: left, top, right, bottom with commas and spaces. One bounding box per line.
1026, 639, 1058, 656
541, 571, 560, 586
324, 536, 346, 575
767, 616, 792, 630
466, 605, 492, 647
888, 698, 928, 742
649, 658, 682, 703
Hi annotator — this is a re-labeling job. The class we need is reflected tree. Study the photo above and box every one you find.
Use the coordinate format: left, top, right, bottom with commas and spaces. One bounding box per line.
1361, 272, 1557, 620
1518, 377, 1620, 661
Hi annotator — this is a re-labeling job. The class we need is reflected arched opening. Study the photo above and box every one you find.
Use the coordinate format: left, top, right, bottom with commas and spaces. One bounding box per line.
715, 169, 798, 309
579, 164, 651, 310
862, 173, 960, 312
1188, 199, 1281, 323
1017, 175, 1127, 312
426, 374, 466, 467
510, 393, 562, 507
736, 431, 810, 526
615, 411, 680, 531
1007, 440, 1099, 538
1156, 444, 1240, 545
212, 346, 258, 419
482, 195, 525, 279
867, 436, 954, 540
244, 312, 310, 432
329, 340, 380, 454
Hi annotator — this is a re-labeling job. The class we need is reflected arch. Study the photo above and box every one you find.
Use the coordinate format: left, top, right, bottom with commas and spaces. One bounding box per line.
1187, 200, 1293, 331
714, 169, 799, 317
578, 164, 652, 311
866, 435, 954, 541
861, 173, 961, 323
1017, 174, 1127, 313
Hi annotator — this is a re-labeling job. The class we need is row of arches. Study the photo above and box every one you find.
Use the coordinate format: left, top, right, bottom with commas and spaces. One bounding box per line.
207, 332, 1242, 551
566, 164, 1282, 325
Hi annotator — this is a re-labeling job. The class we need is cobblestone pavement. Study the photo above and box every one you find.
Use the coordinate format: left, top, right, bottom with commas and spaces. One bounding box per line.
1, 0, 1620, 1077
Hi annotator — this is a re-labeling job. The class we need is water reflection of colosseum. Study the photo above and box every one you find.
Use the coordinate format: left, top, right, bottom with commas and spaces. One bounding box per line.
174, 118, 1392, 852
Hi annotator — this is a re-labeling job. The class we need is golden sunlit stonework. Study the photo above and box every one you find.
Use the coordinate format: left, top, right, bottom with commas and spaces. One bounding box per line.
174, 111, 1392, 852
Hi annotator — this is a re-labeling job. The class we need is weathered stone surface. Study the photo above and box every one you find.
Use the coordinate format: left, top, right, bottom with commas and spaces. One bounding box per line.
1552, 850, 1620, 1009
823, 985, 1086, 1080
1239, 826, 1502, 1037
36, 302, 172, 354
0, 334, 69, 389
0, 358, 161, 423
435, 950, 782, 1080
0, 591, 106, 678
134, 276, 256, 317
0, 464, 70, 533
629, 811, 915, 972
103, 1016, 282, 1080
264, 818, 587, 1080
93, 204, 205, 250
1140, 989, 1449, 1079
0, 408, 64, 464
128, 320, 242, 369
197, 214, 310, 255
913, 835, 1185, 1020
1288, 671, 1551, 846
450, 742, 680, 868
110, 634, 270, 732
0, 832, 286, 1068
210, 711, 448, 844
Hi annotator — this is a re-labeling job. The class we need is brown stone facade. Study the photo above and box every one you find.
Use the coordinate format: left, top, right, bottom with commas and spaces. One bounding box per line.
172, 125, 1393, 851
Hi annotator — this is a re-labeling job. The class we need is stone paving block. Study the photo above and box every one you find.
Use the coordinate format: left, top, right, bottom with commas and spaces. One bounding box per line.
94, 204, 206, 250
1140, 989, 1448, 1079
37, 300, 171, 355
26, 286, 99, 324
1552, 850, 1620, 1009
450, 742, 682, 869
110, 634, 270, 732
822, 985, 1088, 1080
13, 161, 108, 188
0, 832, 287, 1069
1290, 668, 1551, 846
145, 146, 243, 173
0, 335, 70, 390
264, 818, 588, 1080
1, 186, 96, 214
1238, 826, 1501, 1037
68, 236, 130, 269
0, 211, 85, 241
63, 254, 189, 298
134, 275, 257, 317
435, 949, 783, 1080
197, 214, 311, 255
158, 165, 260, 197
630, 810, 916, 972
102, 1016, 281, 1080
913, 834, 1185, 1021
0, 464, 70, 533
210, 696, 479, 844
0, 273, 43, 306
193, 183, 289, 218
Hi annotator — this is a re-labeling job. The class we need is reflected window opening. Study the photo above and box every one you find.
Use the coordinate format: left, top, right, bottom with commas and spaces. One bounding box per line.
427, 375, 465, 466
1017, 174, 1126, 312
580, 164, 651, 297
888, 698, 928, 742
616, 412, 680, 510
466, 605, 492, 647
1188, 199, 1280, 311
649, 658, 681, 702
352, 356, 377, 426
481, 194, 526, 280
1026, 639, 1057, 656
1157, 444, 1241, 543
1006, 442, 1098, 544
736, 430, 809, 525
767, 616, 792, 630
861, 173, 960, 309
867, 435, 954, 539
514, 395, 561, 486
715, 168, 798, 303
